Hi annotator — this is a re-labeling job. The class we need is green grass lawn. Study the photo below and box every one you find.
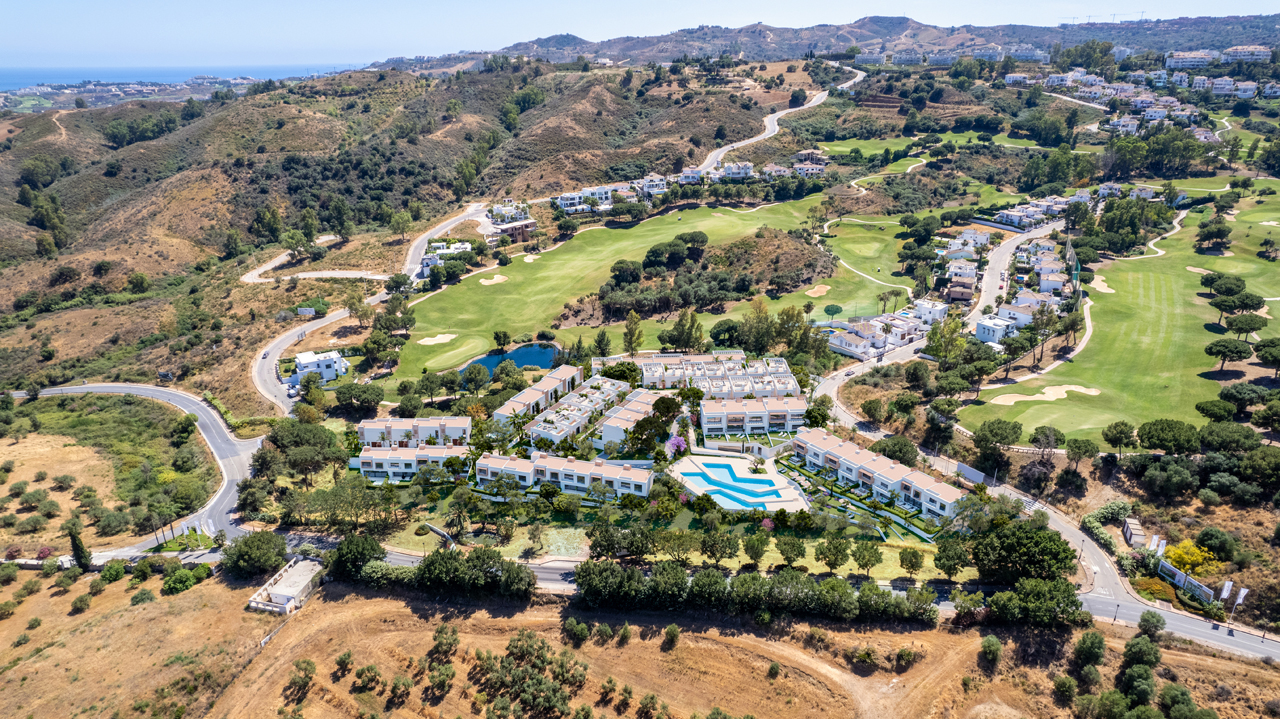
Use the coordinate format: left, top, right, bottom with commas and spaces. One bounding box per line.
397, 197, 904, 376
958, 195, 1280, 445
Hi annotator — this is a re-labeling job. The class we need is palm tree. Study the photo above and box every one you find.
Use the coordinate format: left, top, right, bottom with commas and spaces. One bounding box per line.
446, 503, 470, 538
401, 430, 413, 447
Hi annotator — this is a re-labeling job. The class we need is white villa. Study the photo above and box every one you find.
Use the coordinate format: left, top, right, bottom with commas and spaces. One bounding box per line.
976, 314, 1017, 345
947, 260, 977, 279
792, 428, 966, 519
826, 314, 926, 361
996, 303, 1036, 328
291, 351, 350, 384
476, 452, 652, 497
599, 390, 660, 445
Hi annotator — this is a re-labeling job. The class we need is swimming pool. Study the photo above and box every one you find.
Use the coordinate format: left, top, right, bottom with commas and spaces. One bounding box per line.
679, 462, 784, 510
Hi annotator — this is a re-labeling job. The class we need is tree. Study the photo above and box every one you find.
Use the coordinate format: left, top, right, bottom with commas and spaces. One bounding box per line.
1065, 439, 1098, 470
860, 398, 884, 424
1074, 630, 1106, 665
69, 528, 91, 570
1137, 418, 1200, 455
389, 211, 412, 240
333, 534, 387, 580
1120, 664, 1157, 705
1102, 421, 1137, 458
700, 531, 740, 567
1137, 610, 1166, 638
592, 330, 612, 357
221, 530, 287, 578
384, 273, 412, 295
971, 522, 1076, 585
933, 537, 968, 581
127, 272, 151, 293
742, 532, 770, 566
623, 311, 644, 357
899, 546, 924, 579
493, 330, 511, 350
462, 363, 491, 394
851, 540, 882, 575
823, 304, 843, 321
1224, 312, 1268, 340
776, 535, 806, 565
980, 635, 1002, 664
814, 536, 851, 574
870, 436, 918, 467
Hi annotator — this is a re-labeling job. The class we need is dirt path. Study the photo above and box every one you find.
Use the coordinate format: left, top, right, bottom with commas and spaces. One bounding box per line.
47, 109, 69, 141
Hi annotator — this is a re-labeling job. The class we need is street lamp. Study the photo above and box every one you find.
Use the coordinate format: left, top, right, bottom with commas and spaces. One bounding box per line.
1113, 604, 1120, 622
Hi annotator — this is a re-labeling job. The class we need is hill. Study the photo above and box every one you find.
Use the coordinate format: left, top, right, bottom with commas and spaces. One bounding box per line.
378, 14, 1280, 71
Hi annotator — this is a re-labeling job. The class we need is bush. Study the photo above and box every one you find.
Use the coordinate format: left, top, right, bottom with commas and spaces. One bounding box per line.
0, 601, 16, 619
0, 563, 16, 585
1073, 631, 1106, 665
980, 635, 1002, 664
1080, 501, 1130, 555
89, 577, 106, 595
1137, 610, 1165, 637
101, 559, 126, 583
71, 593, 91, 613
41, 558, 58, 577
192, 564, 212, 581
1053, 675, 1078, 702
220, 530, 287, 578
26, 617, 41, 629
162, 569, 197, 595
131, 588, 156, 605
13, 633, 29, 647
1079, 664, 1102, 691
663, 624, 680, 648
768, 661, 780, 679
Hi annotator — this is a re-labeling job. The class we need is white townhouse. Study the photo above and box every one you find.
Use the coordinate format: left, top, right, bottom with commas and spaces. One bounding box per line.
1144, 107, 1168, 121
976, 314, 1017, 345
555, 191, 591, 214
1192, 128, 1219, 144
1191, 75, 1209, 90
1014, 289, 1061, 309
352, 445, 470, 483
1235, 81, 1258, 99
1044, 74, 1071, 87
1076, 87, 1104, 101
1149, 70, 1168, 86
994, 208, 1032, 228
1223, 45, 1272, 63
1264, 83, 1280, 99
421, 253, 442, 269
699, 396, 808, 436
1170, 105, 1199, 121
793, 162, 826, 178
291, 351, 350, 384
431, 241, 472, 257
826, 314, 926, 361
1130, 94, 1156, 109
1130, 187, 1157, 200
599, 390, 659, 445
634, 173, 667, 198
526, 376, 631, 445
929, 54, 958, 66
721, 162, 755, 180
678, 167, 703, 184
1098, 182, 1124, 197
1008, 44, 1049, 63
357, 417, 472, 448
858, 53, 887, 65
1172, 72, 1189, 87
1112, 47, 1133, 61
493, 365, 583, 424
761, 163, 791, 179
892, 51, 923, 65
476, 452, 652, 497
792, 428, 966, 519
1004, 74, 1028, 85
1110, 116, 1140, 136
908, 299, 949, 325
957, 228, 991, 247
1039, 273, 1069, 292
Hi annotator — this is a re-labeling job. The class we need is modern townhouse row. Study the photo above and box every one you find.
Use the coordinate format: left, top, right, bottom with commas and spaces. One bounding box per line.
699, 396, 808, 436
993, 191, 1088, 229
486, 198, 538, 243
492, 365, 584, 425
475, 452, 652, 497
555, 174, 668, 215
357, 416, 473, 447
524, 375, 632, 445
638, 355, 789, 389
791, 428, 966, 519
350, 444, 470, 483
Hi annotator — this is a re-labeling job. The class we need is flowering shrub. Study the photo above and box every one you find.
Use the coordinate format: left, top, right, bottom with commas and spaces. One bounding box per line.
666, 436, 688, 457
4, 545, 21, 560
761, 518, 775, 532
36, 546, 54, 560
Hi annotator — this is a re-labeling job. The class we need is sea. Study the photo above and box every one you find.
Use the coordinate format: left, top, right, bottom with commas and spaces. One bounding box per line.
0, 65, 367, 92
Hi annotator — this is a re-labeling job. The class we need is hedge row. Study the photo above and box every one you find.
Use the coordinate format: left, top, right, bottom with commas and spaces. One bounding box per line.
1080, 501, 1131, 556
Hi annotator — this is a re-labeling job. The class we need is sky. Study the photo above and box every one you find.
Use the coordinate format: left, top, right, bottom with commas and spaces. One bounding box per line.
6, 0, 1277, 67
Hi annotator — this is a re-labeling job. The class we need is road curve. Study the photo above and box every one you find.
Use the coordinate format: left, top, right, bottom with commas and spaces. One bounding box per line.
697, 67, 865, 171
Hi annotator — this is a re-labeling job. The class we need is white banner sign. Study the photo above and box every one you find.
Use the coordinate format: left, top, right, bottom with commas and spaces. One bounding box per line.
1147, 534, 1159, 551
1236, 588, 1249, 608
1220, 580, 1234, 601
1157, 540, 1167, 556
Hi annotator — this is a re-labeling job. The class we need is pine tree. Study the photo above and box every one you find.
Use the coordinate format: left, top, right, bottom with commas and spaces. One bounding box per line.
70, 528, 91, 570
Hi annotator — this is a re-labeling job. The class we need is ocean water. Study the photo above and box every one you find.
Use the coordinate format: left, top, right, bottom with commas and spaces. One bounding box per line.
0, 65, 364, 92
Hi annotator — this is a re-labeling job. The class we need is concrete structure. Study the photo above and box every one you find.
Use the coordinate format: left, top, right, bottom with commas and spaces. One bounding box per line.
475, 452, 652, 497
700, 396, 807, 436
358, 416, 472, 447
248, 557, 325, 614
290, 351, 349, 384
792, 428, 966, 519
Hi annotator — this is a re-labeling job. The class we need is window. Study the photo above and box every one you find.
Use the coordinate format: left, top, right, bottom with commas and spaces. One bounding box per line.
375, 463, 384, 469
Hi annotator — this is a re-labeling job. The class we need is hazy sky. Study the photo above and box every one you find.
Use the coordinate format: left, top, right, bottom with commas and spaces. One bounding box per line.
6, 0, 1276, 67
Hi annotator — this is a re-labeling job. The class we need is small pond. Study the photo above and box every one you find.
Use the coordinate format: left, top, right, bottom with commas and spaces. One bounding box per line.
464, 343, 558, 373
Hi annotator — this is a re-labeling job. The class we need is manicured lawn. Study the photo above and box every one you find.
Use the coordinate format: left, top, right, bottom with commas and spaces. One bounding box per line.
958, 195, 1280, 445
397, 197, 904, 375
819, 130, 1042, 155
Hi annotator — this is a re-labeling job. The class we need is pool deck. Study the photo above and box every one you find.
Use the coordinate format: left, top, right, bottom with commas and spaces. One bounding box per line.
669, 455, 810, 512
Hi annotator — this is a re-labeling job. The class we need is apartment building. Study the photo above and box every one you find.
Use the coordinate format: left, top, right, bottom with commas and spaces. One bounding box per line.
1165, 51, 1212, 69
487, 199, 537, 242
720, 162, 755, 180
892, 51, 922, 65
972, 46, 1005, 62
1223, 45, 1272, 63
1110, 116, 1140, 135
352, 444, 470, 482
493, 364, 584, 424
1004, 73, 1028, 85
929, 54, 958, 66
699, 396, 807, 436
475, 452, 652, 496
792, 428, 965, 519
1192, 75, 1209, 90
635, 173, 668, 198
1172, 72, 1189, 87
793, 162, 826, 178
1211, 77, 1238, 95
1008, 44, 1049, 63
357, 417, 472, 448
1235, 81, 1258, 99
1044, 74, 1071, 87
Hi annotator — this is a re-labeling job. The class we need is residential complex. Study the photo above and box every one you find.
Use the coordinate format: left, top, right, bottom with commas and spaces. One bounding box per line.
825, 313, 927, 361
357, 416, 472, 447
791, 428, 966, 519
493, 365, 584, 424
351, 444, 470, 483
699, 396, 808, 436
486, 199, 537, 243
475, 452, 652, 497
525, 375, 632, 445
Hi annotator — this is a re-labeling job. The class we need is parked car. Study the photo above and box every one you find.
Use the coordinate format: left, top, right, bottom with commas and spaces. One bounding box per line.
262, 351, 269, 359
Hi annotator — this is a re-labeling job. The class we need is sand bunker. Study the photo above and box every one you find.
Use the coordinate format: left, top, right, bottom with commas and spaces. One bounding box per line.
523, 254, 541, 263
1261, 221, 1279, 227
990, 385, 1102, 405
417, 333, 457, 346
1089, 275, 1115, 293
480, 274, 508, 285
805, 284, 831, 297
1186, 266, 1213, 275
712, 213, 725, 217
